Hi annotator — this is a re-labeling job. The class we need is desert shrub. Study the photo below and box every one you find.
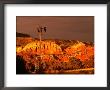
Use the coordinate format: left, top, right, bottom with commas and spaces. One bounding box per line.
82, 56, 94, 68
69, 57, 83, 69
43, 57, 83, 70
25, 57, 47, 74
53, 54, 59, 60
17, 52, 94, 74
25, 62, 36, 73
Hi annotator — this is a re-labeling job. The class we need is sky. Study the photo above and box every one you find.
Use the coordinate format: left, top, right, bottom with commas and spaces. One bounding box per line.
16, 16, 94, 42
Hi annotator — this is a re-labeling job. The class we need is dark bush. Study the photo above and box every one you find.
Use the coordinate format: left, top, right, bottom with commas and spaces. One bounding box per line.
16, 55, 29, 74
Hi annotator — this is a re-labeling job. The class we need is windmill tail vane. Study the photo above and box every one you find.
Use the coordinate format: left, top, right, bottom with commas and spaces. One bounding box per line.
37, 25, 47, 33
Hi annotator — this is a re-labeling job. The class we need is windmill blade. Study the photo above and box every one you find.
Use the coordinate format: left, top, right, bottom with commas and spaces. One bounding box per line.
40, 26, 43, 33
44, 27, 46, 32
37, 28, 40, 32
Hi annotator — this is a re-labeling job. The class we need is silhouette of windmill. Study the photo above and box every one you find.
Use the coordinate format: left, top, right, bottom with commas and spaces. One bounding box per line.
37, 25, 47, 42
36, 25, 47, 60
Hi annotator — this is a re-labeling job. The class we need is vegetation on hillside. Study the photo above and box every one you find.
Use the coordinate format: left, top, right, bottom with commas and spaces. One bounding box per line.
16, 37, 94, 74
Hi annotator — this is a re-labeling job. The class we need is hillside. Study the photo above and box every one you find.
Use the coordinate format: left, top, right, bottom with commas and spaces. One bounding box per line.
16, 37, 34, 46
16, 32, 30, 37
16, 37, 94, 74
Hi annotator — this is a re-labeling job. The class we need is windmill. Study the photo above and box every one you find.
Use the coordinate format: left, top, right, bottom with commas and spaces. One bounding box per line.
37, 25, 47, 42
36, 25, 47, 60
